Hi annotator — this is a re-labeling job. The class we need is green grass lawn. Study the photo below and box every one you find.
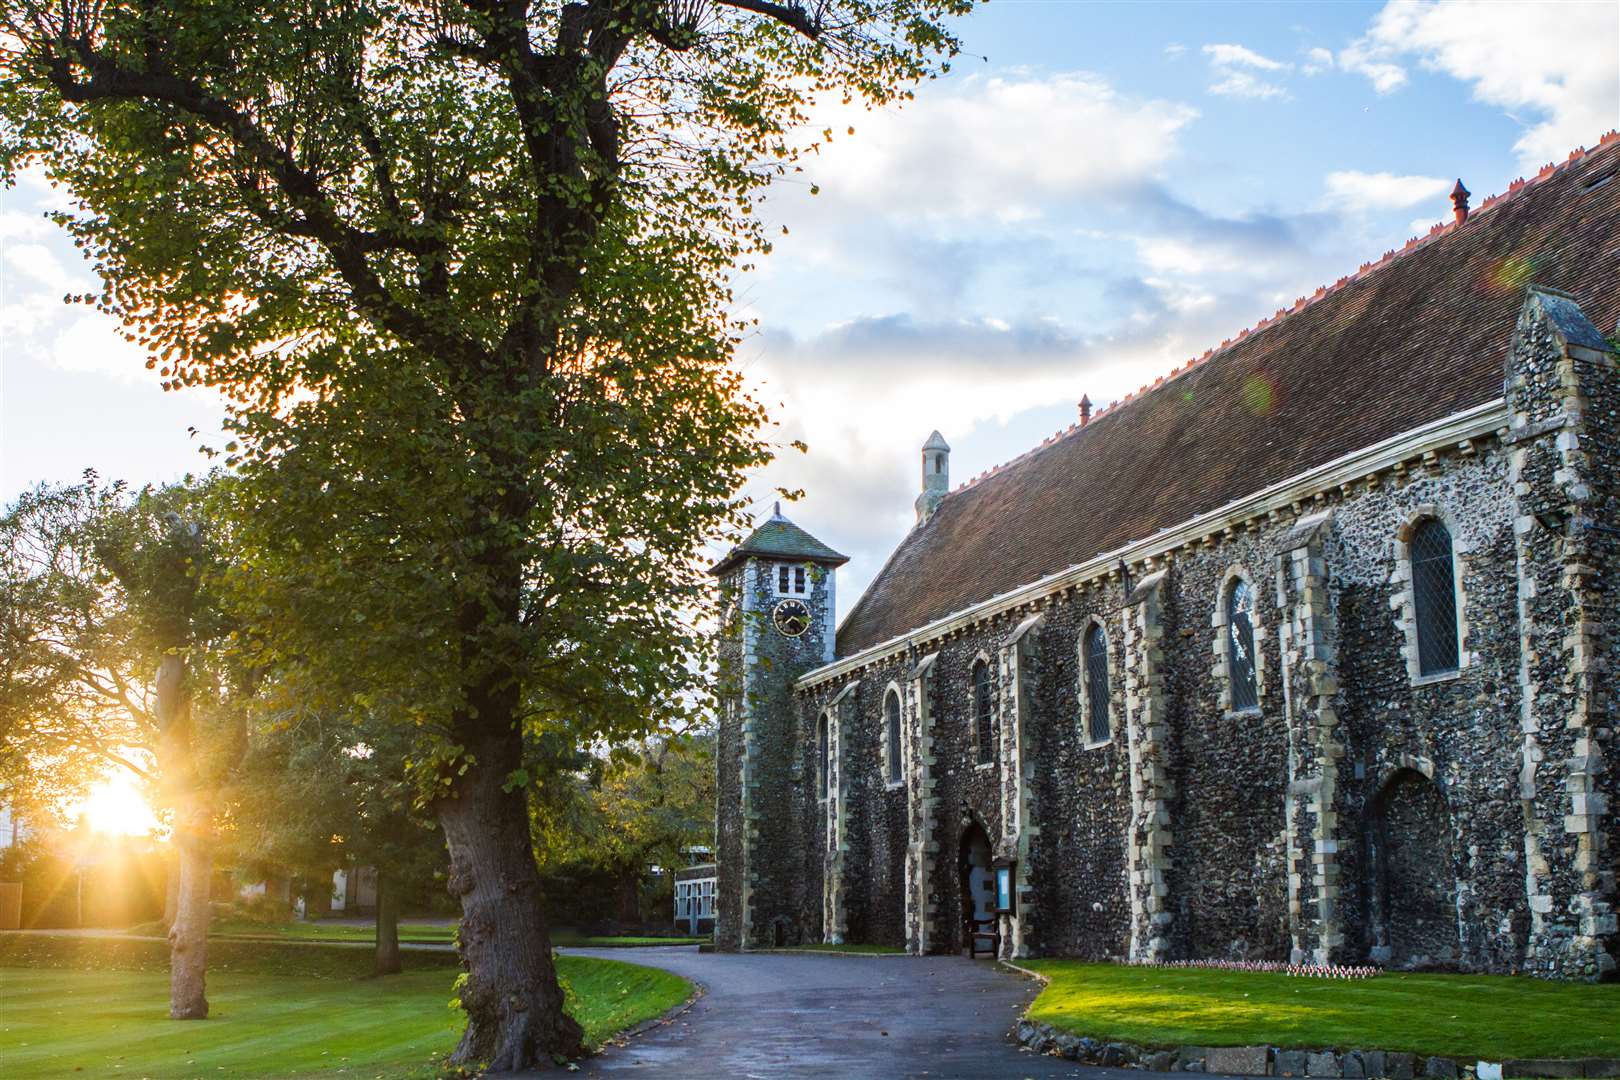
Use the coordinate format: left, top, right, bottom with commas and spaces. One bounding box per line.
1023, 961, 1620, 1059
0, 933, 691, 1078
126, 918, 705, 949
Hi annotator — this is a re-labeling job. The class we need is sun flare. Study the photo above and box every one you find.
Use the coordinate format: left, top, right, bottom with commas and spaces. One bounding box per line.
73, 771, 161, 837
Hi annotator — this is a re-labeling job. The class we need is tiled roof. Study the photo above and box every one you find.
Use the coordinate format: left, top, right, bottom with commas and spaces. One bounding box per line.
710, 505, 849, 577
836, 136, 1620, 657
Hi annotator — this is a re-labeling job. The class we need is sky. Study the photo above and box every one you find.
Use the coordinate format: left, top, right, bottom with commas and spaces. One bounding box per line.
2, 0, 1618, 622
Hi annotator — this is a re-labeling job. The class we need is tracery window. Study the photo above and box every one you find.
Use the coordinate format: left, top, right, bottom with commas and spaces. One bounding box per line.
972, 659, 994, 766
1227, 579, 1259, 711
884, 689, 903, 784
1083, 623, 1111, 744
1412, 518, 1460, 676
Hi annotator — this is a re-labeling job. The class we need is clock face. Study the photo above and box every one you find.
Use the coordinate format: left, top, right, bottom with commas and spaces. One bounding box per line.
773, 598, 811, 637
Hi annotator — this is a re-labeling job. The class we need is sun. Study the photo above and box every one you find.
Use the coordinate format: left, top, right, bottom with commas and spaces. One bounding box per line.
74, 770, 161, 837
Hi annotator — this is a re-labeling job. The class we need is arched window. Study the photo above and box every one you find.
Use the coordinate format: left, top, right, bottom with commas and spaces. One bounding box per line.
1083, 623, 1111, 744
817, 713, 830, 799
884, 690, 903, 783
1412, 519, 1460, 675
1227, 579, 1259, 711
972, 659, 993, 765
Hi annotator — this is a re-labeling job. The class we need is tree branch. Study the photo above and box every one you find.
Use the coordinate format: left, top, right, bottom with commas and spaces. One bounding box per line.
41, 41, 486, 368
713, 0, 823, 38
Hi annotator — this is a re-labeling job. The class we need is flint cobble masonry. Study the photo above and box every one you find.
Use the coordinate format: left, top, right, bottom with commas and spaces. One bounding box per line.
712, 141, 1620, 980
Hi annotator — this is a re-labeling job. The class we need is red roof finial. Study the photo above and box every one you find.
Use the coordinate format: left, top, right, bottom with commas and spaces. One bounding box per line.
1450, 179, 1470, 225
1078, 394, 1093, 426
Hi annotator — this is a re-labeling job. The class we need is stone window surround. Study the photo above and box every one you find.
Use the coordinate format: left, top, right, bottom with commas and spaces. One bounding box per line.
1391, 504, 1473, 687
1211, 564, 1268, 717
970, 650, 997, 771
880, 680, 906, 789
1077, 615, 1117, 750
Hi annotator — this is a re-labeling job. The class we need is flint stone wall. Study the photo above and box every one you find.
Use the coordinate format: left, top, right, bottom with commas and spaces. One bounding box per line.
725, 291, 1616, 977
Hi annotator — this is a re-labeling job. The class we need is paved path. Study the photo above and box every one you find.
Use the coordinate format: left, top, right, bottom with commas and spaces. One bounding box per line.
566, 946, 1133, 1079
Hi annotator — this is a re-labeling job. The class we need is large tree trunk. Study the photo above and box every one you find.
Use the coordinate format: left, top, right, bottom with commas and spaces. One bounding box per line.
440, 721, 583, 1070
374, 872, 402, 976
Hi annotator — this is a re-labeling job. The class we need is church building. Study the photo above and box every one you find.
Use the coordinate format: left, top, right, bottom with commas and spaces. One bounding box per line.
712, 135, 1620, 979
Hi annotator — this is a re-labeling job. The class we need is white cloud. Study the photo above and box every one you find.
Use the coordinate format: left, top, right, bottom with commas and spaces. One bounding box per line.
1324, 170, 1452, 211
1203, 43, 1290, 72
1355, 0, 1618, 165
1203, 42, 1293, 100
1308, 0, 1616, 162
1335, 38, 1408, 94
1210, 70, 1290, 100
1302, 47, 1336, 77
49, 315, 150, 380
1164, 43, 1187, 59
803, 72, 1198, 222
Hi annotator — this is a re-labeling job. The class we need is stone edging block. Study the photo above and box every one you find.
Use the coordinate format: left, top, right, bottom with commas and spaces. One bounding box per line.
1010, 1020, 1617, 1079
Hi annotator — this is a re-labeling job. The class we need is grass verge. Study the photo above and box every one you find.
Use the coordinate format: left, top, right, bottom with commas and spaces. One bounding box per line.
1022, 961, 1620, 1059
0, 933, 691, 1077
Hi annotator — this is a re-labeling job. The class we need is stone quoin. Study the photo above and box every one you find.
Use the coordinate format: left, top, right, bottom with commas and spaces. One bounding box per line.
711, 136, 1620, 979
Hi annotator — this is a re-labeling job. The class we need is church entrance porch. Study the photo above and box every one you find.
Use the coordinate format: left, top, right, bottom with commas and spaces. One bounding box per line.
959, 821, 997, 957
1366, 768, 1462, 969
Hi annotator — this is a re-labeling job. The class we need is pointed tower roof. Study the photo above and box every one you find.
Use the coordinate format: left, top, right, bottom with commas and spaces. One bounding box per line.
709, 503, 849, 577
923, 430, 950, 452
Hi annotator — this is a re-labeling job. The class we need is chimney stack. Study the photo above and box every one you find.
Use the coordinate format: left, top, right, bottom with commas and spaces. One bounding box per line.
916, 430, 950, 526
1450, 179, 1470, 225
1079, 394, 1093, 426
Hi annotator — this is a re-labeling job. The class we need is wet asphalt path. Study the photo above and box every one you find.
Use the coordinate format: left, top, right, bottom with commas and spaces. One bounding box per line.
565, 946, 1138, 1079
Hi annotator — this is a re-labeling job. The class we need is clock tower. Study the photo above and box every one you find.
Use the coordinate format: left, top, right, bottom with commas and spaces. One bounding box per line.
710, 504, 847, 950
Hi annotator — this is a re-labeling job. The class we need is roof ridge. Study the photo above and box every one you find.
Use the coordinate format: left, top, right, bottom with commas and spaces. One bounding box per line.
944, 131, 1620, 500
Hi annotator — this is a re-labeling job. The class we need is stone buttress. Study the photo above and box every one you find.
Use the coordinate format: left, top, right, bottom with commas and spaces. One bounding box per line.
1123, 570, 1174, 961
1505, 287, 1619, 979
998, 612, 1043, 958
1274, 511, 1350, 964
903, 651, 941, 953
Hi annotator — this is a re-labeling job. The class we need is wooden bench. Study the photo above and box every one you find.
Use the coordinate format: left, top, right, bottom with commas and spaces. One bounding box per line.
966, 918, 1000, 959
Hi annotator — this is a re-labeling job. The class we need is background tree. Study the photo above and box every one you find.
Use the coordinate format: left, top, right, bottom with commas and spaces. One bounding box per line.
2, 0, 970, 1066
0, 477, 245, 1018
535, 733, 714, 929
229, 703, 447, 976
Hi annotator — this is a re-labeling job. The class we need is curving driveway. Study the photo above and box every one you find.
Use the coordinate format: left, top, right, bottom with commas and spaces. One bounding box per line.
565, 946, 1131, 1079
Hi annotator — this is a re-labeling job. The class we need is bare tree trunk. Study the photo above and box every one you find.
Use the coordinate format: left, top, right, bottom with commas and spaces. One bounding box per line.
375, 872, 402, 976
617, 868, 641, 927
157, 651, 210, 1020
440, 721, 582, 1070
168, 815, 212, 1019
162, 852, 180, 929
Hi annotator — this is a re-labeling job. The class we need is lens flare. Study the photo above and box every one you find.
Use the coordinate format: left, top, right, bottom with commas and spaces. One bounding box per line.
73, 772, 160, 837
1241, 374, 1278, 417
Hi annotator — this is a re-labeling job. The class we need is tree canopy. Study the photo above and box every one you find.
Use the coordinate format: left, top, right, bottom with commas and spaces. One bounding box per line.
2, 0, 973, 1066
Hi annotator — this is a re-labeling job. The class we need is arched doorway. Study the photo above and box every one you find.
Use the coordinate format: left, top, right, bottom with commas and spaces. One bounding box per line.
1367, 768, 1461, 968
959, 821, 994, 950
